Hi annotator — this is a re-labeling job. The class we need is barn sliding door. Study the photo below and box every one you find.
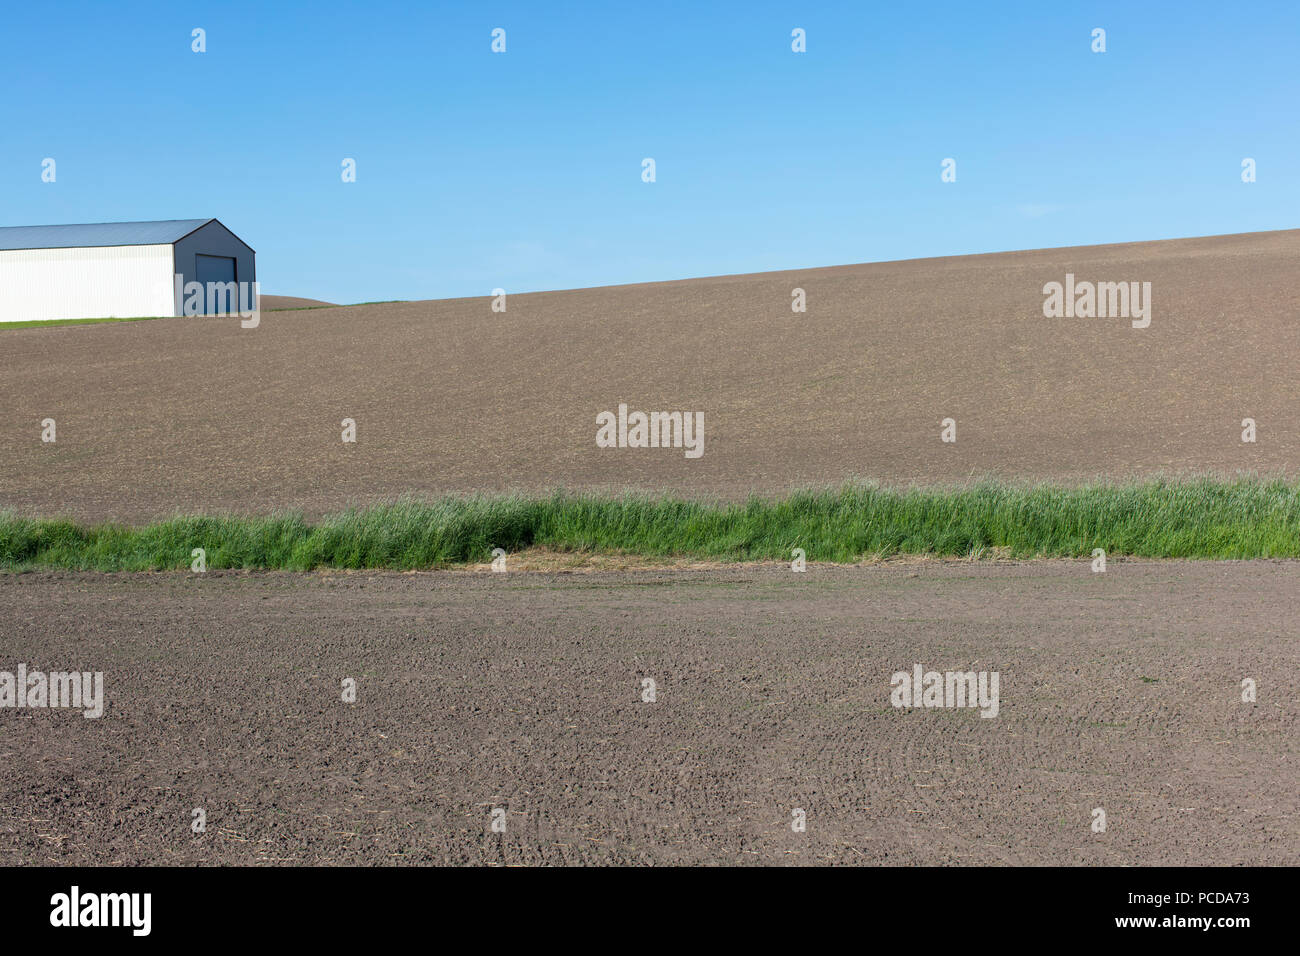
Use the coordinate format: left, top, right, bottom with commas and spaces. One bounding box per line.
195, 254, 237, 314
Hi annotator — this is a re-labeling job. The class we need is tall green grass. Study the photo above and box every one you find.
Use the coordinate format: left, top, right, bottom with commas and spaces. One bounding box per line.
2, 478, 1298, 571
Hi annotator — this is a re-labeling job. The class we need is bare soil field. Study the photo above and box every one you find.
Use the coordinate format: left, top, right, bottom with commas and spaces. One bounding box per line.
258, 295, 337, 311
1, 561, 1295, 866
2, 230, 1298, 523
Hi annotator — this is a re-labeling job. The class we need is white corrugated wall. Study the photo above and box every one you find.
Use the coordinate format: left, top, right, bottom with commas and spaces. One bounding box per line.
0, 244, 176, 322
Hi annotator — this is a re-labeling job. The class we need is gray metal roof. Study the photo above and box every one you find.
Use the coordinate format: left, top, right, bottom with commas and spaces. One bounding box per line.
0, 219, 215, 251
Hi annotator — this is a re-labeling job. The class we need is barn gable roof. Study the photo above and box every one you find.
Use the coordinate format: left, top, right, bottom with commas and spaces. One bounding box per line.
0, 219, 216, 251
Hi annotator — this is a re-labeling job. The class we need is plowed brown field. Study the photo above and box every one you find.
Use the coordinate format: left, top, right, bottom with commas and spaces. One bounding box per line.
2, 563, 1295, 866
3, 229, 1298, 522
3, 234, 1297, 868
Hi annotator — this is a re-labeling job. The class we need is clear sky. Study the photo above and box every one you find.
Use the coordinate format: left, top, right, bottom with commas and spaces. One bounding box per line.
2, 1, 1297, 303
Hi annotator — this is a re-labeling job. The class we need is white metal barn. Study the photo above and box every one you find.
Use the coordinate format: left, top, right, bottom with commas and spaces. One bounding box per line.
0, 219, 256, 322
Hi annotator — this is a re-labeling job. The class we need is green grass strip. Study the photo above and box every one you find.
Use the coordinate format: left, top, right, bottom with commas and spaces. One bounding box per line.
2, 477, 1299, 571
0, 315, 167, 330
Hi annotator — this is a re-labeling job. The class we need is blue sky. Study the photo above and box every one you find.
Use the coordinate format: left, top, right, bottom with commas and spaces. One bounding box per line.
2, 1, 1297, 302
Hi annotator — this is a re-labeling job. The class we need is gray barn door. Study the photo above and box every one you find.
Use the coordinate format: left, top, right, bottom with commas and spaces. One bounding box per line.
195, 254, 237, 314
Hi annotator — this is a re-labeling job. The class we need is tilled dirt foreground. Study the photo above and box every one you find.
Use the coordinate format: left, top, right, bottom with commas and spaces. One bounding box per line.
1, 561, 1295, 866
